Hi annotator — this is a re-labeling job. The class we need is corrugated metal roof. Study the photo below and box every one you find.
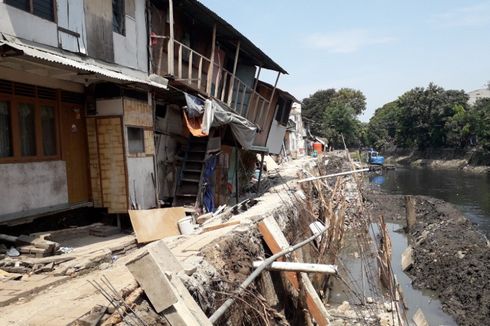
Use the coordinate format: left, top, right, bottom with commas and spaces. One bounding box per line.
0, 35, 167, 89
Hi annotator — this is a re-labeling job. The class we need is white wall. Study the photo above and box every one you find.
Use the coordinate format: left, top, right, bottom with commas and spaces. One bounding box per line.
266, 119, 287, 154
113, 0, 148, 72
0, 161, 69, 220
96, 98, 124, 116
127, 157, 156, 209
0, 2, 87, 54
0, 3, 58, 47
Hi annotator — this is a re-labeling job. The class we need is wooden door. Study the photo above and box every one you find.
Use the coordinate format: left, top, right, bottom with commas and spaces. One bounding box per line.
60, 103, 90, 204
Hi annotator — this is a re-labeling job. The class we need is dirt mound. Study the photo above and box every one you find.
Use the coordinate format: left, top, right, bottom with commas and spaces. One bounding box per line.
408, 197, 490, 326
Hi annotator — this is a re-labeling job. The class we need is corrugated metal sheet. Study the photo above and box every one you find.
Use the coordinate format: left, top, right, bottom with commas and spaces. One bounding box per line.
0, 35, 167, 89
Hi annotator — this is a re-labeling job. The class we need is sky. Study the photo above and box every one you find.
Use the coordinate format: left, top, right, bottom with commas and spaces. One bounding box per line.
200, 0, 490, 121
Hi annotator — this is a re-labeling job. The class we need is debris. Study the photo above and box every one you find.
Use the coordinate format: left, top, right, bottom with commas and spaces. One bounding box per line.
196, 212, 213, 225
6, 247, 20, 257
68, 304, 107, 326
401, 246, 414, 271
412, 308, 429, 326
128, 207, 186, 243
59, 247, 74, 254
257, 215, 330, 326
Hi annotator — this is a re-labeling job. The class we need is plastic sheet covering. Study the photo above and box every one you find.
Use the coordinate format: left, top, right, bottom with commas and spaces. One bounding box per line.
183, 111, 207, 137
183, 93, 258, 149
184, 93, 205, 118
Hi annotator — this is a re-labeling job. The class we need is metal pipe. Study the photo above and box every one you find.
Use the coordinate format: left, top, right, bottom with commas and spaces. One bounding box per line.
209, 228, 327, 323
297, 168, 369, 183
252, 261, 337, 274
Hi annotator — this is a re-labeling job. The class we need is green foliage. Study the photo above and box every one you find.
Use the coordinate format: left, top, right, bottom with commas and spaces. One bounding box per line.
473, 98, 490, 150
369, 83, 475, 151
302, 88, 367, 148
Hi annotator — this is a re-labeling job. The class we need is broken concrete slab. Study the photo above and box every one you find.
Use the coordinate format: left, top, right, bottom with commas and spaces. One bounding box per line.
126, 252, 178, 313
68, 304, 107, 326
412, 308, 429, 326
129, 207, 186, 243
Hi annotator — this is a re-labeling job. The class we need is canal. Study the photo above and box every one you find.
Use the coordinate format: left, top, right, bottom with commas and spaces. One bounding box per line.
371, 167, 490, 236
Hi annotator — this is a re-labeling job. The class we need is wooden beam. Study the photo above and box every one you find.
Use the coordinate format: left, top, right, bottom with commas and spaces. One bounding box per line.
167, 0, 175, 75
266, 71, 281, 112
227, 40, 241, 105
258, 216, 330, 326
206, 23, 217, 95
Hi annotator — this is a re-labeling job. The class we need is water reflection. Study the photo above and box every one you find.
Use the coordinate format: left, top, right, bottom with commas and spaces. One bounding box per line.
375, 168, 490, 236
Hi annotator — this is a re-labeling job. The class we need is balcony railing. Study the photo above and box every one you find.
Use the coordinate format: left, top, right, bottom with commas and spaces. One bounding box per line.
164, 39, 271, 128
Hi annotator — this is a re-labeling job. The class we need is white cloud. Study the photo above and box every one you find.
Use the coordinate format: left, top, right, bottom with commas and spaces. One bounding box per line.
305, 29, 396, 53
431, 2, 490, 28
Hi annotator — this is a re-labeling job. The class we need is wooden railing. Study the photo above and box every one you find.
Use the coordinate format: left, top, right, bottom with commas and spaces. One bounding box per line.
168, 40, 271, 128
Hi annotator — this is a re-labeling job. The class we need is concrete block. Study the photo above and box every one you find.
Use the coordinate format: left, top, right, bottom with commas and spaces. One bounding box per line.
126, 252, 178, 313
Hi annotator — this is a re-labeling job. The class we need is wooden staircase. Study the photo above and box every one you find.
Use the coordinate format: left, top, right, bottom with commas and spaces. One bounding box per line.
174, 136, 209, 206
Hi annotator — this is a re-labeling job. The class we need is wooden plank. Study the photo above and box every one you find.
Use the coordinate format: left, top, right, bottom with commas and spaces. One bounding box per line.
188, 51, 193, 85
412, 308, 429, 326
401, 246, 414, 271
202, 220, 240, 233
227, 40, 240, 106
178, 43, 182, 79
197, 56, 203, 90
405, 195, 416, 229
206, 23, 217, 95
128, 207, 186, 243
258, 216, 330, 326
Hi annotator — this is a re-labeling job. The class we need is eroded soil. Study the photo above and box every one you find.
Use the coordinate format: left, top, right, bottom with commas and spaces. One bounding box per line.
366, 190, 490, 326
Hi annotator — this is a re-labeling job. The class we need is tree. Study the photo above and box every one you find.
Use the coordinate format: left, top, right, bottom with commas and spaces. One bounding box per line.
302, 88, 367, 144
396, 83, 468, 149
367, 101, 400, 150
302, 89, 336, 137
473, 98, 490, 150
332, 88, 367, 115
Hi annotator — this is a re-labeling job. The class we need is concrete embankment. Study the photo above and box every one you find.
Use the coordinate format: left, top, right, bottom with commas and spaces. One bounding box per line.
384, 149, 490, 173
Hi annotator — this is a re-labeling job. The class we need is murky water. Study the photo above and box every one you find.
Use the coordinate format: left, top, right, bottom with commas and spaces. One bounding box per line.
371, 167, 490, 236
387, 223, 457, 325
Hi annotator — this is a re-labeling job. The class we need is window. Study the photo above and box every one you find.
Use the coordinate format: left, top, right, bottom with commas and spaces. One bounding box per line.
112, 0, 125, 35
41, 106, 57, 156
0, 102, 12, 158
6, 0, 55, 22
127, 127, 144, 154
0, 80, 60, 163
275, 98, 293, 126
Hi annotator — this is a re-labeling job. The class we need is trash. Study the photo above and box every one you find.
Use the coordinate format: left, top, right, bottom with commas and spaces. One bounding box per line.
59, 247, 74, 254
6, 247, 20, 257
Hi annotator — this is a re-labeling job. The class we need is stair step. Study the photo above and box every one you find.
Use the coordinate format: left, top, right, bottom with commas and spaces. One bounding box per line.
183, 169, 202, 173
176, 193, 197, 197
181, 178, 200, 183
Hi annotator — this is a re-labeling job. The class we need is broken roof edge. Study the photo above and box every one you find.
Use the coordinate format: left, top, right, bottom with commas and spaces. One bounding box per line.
182, 0, 288, 74
256, 80, 300, 103
0, 34, 168, 90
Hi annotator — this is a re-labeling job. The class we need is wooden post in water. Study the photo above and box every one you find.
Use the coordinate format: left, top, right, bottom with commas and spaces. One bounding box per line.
405, 195, 416, 230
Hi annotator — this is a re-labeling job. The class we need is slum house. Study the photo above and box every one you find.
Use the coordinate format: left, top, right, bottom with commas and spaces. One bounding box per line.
0, 0, 168, 225
148, 0, 292, 211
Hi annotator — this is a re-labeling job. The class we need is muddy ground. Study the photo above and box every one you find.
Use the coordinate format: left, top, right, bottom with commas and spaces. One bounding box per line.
365, 189, 490, 326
